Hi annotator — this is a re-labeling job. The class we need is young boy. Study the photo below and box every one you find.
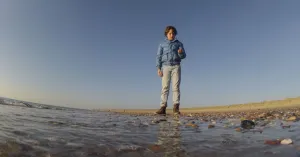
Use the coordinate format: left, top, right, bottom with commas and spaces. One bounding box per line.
155, 26, 187, 115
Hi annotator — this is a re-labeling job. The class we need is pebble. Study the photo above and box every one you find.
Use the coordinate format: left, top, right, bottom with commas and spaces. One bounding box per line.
148, 144, 163, 152
287, 116, 297, 121
258, 113, 266, 118
186, 123, 198, 128
281, 138, 293, 145
208, 124, 215, 128
235, 127, 242, 132
241, 120, 255, 129
281, 125, 291, 129
264, 139, 281, 145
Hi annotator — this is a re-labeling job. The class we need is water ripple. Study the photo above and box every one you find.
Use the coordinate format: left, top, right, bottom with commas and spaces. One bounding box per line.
1, 105, 300, 156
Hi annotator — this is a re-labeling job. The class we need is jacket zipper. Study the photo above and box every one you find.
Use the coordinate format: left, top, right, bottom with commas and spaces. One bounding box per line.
169, 44, 173, 65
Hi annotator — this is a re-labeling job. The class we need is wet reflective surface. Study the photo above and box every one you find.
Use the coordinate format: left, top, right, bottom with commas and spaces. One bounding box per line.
1, 104, 300, 157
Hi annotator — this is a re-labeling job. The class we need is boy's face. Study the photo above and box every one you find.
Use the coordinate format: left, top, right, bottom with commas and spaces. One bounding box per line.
166, 29, 175, 41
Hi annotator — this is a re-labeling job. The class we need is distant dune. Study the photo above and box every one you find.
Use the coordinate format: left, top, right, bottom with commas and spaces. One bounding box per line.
95, 96, 300, 114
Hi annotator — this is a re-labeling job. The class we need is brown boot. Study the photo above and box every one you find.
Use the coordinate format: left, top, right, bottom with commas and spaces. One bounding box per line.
155, 106, 166, 115
173, 104, 180, 115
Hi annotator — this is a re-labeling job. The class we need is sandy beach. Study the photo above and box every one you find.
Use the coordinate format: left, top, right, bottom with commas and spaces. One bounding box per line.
97, 96, 300, 116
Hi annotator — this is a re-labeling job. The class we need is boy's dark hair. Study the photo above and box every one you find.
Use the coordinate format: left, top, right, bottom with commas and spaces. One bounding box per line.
164, 26, 177, 36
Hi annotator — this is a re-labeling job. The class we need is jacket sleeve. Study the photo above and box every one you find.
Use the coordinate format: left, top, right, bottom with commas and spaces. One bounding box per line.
178, 42, 186, 59
156, 44, 163, 70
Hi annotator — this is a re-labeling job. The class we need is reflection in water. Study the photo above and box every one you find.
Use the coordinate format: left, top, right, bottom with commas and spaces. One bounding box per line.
156, 118, 186, 157
2, 104, 300, 157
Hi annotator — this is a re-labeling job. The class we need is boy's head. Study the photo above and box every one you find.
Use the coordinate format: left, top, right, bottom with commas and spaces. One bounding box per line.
164, 26, 177, 41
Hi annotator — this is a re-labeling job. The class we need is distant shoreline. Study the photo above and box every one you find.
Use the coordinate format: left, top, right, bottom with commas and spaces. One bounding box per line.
94, 96, 300, 114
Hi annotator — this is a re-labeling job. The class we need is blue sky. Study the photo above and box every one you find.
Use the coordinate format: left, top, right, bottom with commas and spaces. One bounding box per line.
1, 0, 300, 109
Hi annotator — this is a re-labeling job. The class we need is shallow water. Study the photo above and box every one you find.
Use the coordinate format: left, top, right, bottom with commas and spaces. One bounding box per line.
1, 105, 300, 157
